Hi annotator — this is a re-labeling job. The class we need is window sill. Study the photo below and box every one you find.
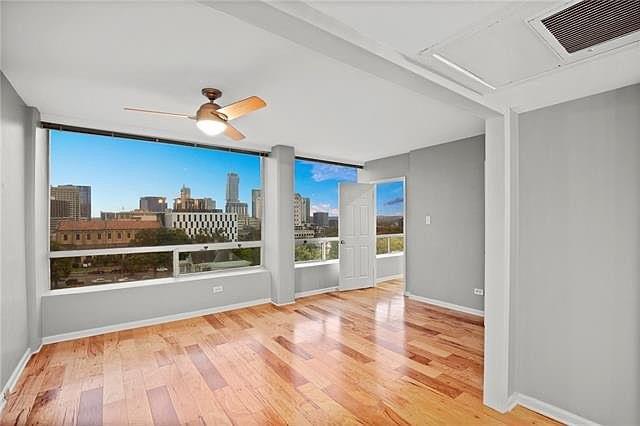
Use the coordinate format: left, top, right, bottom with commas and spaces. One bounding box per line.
44, 266, 267, 297
376, 252, 404, 258
294, 259, 339, 269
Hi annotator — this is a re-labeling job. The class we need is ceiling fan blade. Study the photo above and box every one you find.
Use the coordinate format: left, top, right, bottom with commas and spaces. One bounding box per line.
224, 123, 245, 141
124, 107, 192, 118
217, 96, 266, 121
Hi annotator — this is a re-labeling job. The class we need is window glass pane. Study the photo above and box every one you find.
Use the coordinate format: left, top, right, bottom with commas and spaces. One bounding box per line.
293, 158, 356, 263
376, 181, 404, 235
50, 253, 173, 289
389, 236, 404, 253
49, 130, 262, 251
179, 248, 260, 274
376, 237, 389, 255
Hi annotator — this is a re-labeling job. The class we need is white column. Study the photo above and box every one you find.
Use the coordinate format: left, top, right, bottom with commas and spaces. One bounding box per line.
24, 107, 46, 351
484, 108, 518, 412
263, 145, 295, 305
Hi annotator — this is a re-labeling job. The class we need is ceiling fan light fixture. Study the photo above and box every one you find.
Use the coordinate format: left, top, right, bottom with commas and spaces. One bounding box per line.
196, 116, 226, 136
196, 103, 227, 136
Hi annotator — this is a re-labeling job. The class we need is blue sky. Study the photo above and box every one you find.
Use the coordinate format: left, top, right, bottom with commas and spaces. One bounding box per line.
376, 181, 404, 216
294, 160, 357, 216
50, 130, 261, 217
51, 130, 403, 218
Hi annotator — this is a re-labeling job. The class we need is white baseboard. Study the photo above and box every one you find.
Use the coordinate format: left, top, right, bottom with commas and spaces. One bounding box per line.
376, 274, 403, 283
1, 344, 41, 414
406, 292, 484, 317
42, 298, 271, 344
508, 393, 600, 426
295, 286, 338, 299
271, 300, 295, 307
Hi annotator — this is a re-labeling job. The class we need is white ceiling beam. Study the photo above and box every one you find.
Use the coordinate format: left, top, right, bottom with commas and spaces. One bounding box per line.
199, 0, 503, 119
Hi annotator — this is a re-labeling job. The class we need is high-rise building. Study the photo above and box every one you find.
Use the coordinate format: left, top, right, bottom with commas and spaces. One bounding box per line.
180, 184, 191, 200
313, 211, 329, 227
251, 189, 263, 219
51, 185, 91, 219
226, 173, 239, 203
139, 196, 168, 212
226, 201, 248, 219
51, 185, 82, 219
303, 197, 311, 224
77, 186, 91, 218
293, 193, 311, 226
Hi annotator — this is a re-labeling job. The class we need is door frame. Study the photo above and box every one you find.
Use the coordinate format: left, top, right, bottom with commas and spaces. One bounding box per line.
368, 176, 406, 289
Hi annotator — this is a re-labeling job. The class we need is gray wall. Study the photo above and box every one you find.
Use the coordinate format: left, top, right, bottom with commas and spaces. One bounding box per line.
362, 136, 485, 311
42, 270, 271, 338
1, 71, 29, 391
515, 83, 639, 425
407, 136, 485, 310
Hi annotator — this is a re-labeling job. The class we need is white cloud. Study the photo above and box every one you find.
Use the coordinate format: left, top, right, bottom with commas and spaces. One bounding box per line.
311, 203, 339, 216
305, 162, 357, 182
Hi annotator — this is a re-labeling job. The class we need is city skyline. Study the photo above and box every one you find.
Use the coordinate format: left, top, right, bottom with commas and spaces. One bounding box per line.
51, 130, 402, 218
50, 130, 261, 217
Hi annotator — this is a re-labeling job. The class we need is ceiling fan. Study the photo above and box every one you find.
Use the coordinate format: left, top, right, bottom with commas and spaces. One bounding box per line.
124, 88, 266, 141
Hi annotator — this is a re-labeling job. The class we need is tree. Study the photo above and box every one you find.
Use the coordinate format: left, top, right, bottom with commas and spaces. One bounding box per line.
295, 243, 321, 262
132, 228, 191, 247
51, 257, 73, 286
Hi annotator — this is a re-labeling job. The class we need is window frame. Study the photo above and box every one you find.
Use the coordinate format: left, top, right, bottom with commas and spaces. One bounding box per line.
47, 128, 265, 291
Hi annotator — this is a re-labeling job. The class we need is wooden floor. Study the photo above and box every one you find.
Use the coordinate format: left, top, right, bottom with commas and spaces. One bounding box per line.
1, 279, 558, 425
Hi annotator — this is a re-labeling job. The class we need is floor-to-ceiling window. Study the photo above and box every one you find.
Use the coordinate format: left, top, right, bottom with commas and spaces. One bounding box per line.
293, 159, 357, 263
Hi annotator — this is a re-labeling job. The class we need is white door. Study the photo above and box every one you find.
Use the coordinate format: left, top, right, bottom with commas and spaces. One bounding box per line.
339, 182, 375, 291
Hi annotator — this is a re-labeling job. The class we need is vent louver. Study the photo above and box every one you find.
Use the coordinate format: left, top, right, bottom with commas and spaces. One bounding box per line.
541, 0, 640, 54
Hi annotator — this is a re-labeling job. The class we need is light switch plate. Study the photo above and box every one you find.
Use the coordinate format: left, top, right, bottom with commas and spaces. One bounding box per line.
425, 215, 431, 225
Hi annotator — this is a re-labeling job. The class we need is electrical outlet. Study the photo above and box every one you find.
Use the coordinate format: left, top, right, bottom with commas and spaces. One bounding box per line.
213, 286, 224, 294
473, 288, 484, 296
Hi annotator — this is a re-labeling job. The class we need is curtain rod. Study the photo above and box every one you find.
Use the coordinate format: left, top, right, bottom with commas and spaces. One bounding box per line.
40, 122, 270, 157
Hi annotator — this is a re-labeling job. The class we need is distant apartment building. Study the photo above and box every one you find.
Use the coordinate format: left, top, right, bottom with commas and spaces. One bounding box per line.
53, 219, 161, 249
164, 211, 238, 241
226, 201, 248, 219
100, 209, 162, 222
251, 189, 263, 219
173, 185, 217, 212
51, 185, 91, 219
293, 193, 310, 226
294, 228, 315, 239
50, 184, 91, 232
313, 211, 329, 227
139, 196, 167, 212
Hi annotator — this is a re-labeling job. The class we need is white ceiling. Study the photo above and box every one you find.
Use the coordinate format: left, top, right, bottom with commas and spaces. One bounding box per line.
2, 1, 639, 164
309, 0, 640, 112
0, 1, 484, 164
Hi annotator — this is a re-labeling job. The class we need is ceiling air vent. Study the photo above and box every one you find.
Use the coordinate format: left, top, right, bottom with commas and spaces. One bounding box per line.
540, 0, 640, 54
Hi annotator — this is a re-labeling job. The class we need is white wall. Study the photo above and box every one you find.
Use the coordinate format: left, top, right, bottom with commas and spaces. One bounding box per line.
1, 71, 30, 391
514, 83, 639, 425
